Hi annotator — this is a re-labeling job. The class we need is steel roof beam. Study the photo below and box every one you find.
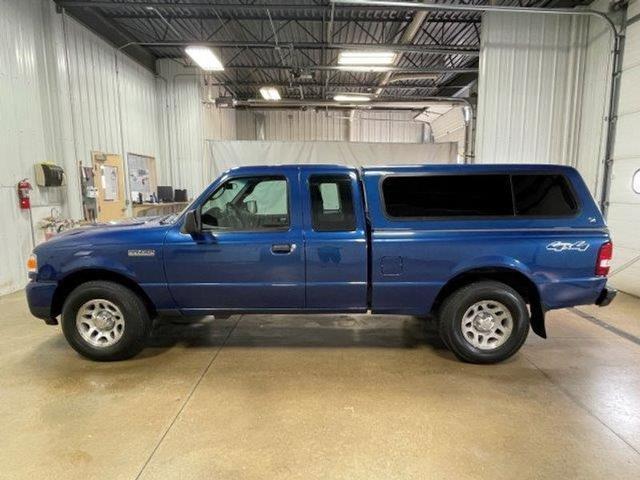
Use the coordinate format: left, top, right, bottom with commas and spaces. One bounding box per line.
136, 41, 479, 56
55, 1, 470, 13
205, 81, 470, 89
219, 65, 478, 73
108, 14, 479, 23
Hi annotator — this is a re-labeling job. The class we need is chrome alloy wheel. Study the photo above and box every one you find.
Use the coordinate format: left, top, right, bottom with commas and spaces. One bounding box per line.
75, 299, 125, 348
461, 300, 513, 350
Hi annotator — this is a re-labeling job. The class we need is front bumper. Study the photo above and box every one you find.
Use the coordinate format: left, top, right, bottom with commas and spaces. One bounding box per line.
25, 281, 58, 325
595, 286, 617, 307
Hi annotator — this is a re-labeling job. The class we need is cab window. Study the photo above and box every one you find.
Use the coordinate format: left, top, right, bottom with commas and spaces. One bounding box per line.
309, 175, 356, 231
200, 176, 289, 230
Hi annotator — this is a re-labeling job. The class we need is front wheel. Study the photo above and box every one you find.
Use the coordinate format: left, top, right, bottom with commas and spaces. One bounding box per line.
61, 281, 151, 361
438, 281, 530, 364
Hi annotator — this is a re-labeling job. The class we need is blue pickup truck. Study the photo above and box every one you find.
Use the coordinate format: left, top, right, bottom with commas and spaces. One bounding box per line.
26, 164, 616, 363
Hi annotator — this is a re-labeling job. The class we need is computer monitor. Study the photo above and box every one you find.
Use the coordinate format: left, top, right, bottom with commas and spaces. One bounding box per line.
157, 186, 174, 203
174, 189, 188, 202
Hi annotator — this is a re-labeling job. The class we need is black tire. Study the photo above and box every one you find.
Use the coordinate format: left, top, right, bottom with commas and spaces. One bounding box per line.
61, 281, 151, 361
438, 281, 530, 364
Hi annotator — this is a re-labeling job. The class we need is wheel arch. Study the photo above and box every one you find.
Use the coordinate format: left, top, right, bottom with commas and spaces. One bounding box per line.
51, 269, 156, 319
431, 267, 547, 338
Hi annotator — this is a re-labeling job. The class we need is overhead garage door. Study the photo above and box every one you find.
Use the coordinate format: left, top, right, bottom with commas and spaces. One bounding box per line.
607, 1, 640, 296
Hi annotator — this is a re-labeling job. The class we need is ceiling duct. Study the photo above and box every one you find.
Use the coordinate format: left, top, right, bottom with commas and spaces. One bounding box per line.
387, 74, 440, 84
225, 98, 469, 111
377, 3, 429, 95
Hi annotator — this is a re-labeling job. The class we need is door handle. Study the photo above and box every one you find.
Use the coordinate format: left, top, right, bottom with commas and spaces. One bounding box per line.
271, 243, 295, 254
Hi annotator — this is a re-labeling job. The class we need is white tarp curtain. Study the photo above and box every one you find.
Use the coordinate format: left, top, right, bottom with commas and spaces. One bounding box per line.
206, 140, 457, 179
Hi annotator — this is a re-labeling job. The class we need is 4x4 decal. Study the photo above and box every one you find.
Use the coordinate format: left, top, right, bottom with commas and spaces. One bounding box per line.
546, 241, 589, 252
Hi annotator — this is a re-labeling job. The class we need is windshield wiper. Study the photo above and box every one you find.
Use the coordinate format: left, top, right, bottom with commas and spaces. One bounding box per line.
159, 213, 177, 224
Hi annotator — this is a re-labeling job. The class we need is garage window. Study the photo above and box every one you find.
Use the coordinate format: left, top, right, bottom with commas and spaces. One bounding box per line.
309, 175, 356, 231
382, 175, 514, 218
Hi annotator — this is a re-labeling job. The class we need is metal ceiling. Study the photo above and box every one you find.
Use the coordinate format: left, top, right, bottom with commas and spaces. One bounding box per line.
54, 0, 592, 101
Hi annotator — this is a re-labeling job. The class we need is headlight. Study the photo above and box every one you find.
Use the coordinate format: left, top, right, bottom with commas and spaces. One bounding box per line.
27, 253, 38, 274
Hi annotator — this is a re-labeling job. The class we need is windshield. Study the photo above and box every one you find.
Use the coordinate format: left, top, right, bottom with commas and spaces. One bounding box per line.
159, 198, 197, 224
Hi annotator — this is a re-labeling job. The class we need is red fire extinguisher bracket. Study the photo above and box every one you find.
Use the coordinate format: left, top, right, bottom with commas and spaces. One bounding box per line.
18, 179, 33, 210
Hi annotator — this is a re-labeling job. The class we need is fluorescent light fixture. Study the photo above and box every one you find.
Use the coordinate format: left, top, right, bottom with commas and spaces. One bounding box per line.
336, 65, 393, 73
338, 50, 396, 65
185, 46, 224, 71
333, 94, 371, 102
259, 86, 281, 101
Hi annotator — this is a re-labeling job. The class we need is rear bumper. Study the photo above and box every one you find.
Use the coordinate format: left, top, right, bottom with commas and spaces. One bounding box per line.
595, 286, 617, 307
25, 281, 58, 325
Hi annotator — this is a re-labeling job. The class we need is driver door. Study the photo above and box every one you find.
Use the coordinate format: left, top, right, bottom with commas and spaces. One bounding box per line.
163, 169, 305, 312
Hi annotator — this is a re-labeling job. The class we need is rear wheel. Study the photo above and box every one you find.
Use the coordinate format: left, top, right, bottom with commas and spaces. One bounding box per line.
61, 281, 151, 361
438, 281, 530, 364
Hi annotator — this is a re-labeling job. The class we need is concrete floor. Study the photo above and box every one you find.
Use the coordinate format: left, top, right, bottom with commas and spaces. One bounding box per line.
1, 292, 639, 480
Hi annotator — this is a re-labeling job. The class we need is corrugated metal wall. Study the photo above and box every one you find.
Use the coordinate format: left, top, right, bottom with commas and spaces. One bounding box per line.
607, 0, 640, 296
0, 0, 161, 295
206, 141, 457, 178
474, 7, 640, 296
204, 103, 237, 141
350, 111, 424, 143
475, 12, 591, 168
212, 108, 424, 143
234, 109, 348, 141
475, 10, 614, 197
0, 0, 55, 294
575, 0, 613, 196
156, 59, 206, 198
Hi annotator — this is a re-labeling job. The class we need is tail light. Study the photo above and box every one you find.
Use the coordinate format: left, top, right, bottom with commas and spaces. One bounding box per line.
596, 241, 613, 277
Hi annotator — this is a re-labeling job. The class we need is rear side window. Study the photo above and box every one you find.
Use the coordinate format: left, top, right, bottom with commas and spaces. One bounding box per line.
512, 174, 578, 216
382, 173, 578, 219
382, 175, 513, 218
309, 175, 356, 231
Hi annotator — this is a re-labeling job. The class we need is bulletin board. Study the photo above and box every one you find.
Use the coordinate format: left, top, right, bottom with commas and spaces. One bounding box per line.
127, 153, 157, 202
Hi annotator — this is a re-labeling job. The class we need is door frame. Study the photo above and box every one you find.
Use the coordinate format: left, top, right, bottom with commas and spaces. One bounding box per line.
91, 151, 127, 222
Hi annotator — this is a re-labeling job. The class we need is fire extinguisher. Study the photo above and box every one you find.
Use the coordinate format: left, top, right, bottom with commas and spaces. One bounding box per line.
18, 179, 33, 210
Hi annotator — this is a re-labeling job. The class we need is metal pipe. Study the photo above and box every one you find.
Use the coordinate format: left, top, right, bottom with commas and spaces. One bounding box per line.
127, 41, 480, 56
230, 97, 472, 111
600, 25, 626, 217
221, 65, 479, 73
266, 9, 296, 94
387, 74, 439, 83
332, 0, 617, 32
113, 48, 135, 216
55, 1, 453, 13
333, 0, 621, 213
324, 2, 336, 98
204, 81, 467, 90
154, 73, 174, 186
144, 6, 182, 39
60, 8, 84, 219
378, 4, 428, 94
110, 13, 476, 24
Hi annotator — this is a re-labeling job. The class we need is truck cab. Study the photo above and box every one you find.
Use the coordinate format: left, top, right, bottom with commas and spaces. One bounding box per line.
26, 164, 616, 363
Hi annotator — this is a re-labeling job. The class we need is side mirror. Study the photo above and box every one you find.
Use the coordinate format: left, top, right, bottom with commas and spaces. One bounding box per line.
245, 200, 257, 214
181, 209, 201, 234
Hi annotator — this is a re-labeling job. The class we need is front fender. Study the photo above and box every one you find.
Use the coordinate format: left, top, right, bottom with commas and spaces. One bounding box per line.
52, 252, 142, 283
42, 246, 177, 314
